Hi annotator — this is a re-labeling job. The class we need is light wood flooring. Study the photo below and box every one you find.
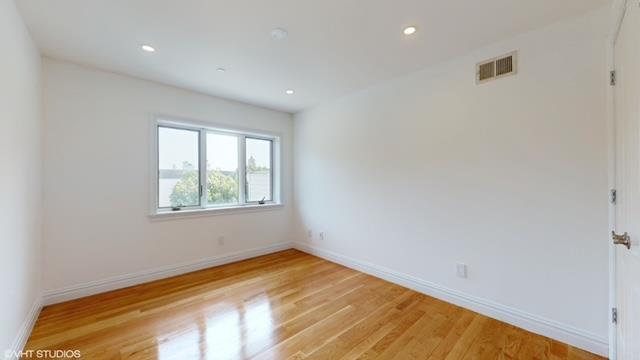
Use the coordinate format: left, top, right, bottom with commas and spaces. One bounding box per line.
25, 249, 605, 359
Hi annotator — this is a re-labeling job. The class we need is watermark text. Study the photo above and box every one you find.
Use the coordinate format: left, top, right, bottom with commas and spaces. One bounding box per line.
4, 349, 81, 359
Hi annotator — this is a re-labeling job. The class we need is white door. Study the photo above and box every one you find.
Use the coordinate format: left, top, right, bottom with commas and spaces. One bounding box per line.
614, 1, 640, 358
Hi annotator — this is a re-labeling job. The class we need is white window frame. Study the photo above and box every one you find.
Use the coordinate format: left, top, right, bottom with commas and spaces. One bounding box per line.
150, 116, 282, 219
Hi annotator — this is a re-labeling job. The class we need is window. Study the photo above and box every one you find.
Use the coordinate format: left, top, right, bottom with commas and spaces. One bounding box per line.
207, 133, 239, 206
154, 119, 279, 214
158, 126, 200, 208
245, 137, 272, 202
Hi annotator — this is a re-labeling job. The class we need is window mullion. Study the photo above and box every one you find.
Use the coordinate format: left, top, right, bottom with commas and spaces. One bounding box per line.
238, 135, 246, 204
199, 129, 207, 208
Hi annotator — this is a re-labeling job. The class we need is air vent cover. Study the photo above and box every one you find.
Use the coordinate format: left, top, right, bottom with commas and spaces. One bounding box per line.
478, 62, 495, 82
476, 51, 517, 84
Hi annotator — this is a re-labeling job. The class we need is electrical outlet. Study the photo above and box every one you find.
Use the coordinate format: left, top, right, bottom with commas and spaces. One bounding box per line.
319, 232, 325, 241
307, 230, 313, 239
456, 263, 467, 278
218, 236, 225, 246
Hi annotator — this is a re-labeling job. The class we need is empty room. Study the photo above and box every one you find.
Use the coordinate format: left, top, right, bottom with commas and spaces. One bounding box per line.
2, 0, 639, 359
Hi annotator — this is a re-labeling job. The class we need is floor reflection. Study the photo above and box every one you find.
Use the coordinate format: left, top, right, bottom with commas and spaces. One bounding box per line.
204, 306, 241, 358
157, 323, 201, 360
157, 296, 275, 360
241, 300, 276, 356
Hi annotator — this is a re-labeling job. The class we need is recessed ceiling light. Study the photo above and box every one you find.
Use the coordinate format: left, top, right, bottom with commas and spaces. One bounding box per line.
285, 89, 294, 95
271, 28, 289, 40
216, 68, 226, 73
141, 44, 156, 52
403, 26, 417, 35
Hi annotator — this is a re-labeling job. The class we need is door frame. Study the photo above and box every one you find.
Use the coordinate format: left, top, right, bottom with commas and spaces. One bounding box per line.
607, 1, 630, 359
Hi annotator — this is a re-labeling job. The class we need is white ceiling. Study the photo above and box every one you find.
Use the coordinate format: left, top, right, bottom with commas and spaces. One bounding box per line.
17, 0, 609, 113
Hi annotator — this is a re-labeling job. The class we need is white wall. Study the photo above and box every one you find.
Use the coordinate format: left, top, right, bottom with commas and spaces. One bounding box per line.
42, 59, 293, 295
294, 7, 610, 354
0, 0, 43, 354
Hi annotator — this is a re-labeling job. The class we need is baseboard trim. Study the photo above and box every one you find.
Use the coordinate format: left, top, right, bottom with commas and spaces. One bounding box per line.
7, 296, 42, 360
42, 242, 294, 305
294, 242, 608, 357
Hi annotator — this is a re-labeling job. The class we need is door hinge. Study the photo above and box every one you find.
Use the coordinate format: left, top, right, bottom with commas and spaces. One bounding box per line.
610, 70, 616, 86
611, 189, 617, 204
612, 307, 618, 324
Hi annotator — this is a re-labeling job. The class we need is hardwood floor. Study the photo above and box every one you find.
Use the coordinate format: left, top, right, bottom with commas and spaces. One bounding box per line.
25, 250, 604, 359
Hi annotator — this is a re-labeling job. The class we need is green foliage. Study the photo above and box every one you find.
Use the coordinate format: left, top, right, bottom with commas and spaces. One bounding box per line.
169, 169, 238, 207
247, 156, 269, 172
248, 156, 257, 172
207, 170, 238, 204
169, 170, 199, 207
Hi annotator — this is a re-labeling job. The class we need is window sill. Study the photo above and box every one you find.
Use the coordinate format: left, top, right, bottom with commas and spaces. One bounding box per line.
149, 203, 284, 221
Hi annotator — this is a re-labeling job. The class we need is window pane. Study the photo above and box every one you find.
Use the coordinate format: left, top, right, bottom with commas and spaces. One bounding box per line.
158, 127, 200, 208
207, 133, 239, 205
246, 138, 272, 202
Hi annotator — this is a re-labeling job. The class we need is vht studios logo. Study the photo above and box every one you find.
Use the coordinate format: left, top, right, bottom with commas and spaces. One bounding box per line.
5, 349, 81, 359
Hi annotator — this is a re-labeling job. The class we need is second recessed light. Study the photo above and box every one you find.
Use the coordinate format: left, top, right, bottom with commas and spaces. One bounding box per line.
403, 26, 417, 35
141, 44, 156, 52
285, 89, 294, 95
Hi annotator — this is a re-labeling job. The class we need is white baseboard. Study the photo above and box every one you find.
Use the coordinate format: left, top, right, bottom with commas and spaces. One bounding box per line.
6, 296, 42, 360
42, 242, 294, 305
294, 242, 608, 357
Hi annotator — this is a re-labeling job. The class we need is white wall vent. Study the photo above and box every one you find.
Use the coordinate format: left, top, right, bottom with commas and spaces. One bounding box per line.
476, 51, 517, 84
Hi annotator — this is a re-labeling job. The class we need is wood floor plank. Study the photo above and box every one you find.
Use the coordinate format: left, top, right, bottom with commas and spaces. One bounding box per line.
460, 317, 510, 360
24, 250, 605, 360
303, 291, 423, 360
